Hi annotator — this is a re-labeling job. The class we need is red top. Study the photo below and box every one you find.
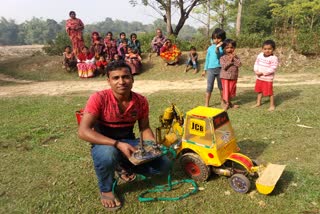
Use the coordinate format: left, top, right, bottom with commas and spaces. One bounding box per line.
96, 61, 108, 67
77, 52, 95, 62
84, 89, 149, 139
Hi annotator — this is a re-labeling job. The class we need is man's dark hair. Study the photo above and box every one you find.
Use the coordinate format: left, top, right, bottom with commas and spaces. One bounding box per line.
65, 45, 72, 49
263, 40, 276, 50
222, 39, 237, 49
69, 11, 76, 16
212, 28, 226, 41
106, 60, 132, 78
119, 32, 126, 37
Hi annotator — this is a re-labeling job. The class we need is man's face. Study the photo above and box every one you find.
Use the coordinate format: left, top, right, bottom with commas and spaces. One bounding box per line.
107, 68, 133, 96
156, 30, 162, 37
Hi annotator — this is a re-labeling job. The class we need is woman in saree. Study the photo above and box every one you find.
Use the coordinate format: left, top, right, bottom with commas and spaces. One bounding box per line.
103, 32, 118, 61
160, 39, 181, 66
66, 11, 85, 56
77, 46, 96, 78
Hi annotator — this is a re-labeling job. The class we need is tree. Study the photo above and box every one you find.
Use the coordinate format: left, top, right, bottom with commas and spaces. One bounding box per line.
0, 17, 20, 45
192, 0, 234, 37
235, 0, 243, 36
130, 0, 204, 37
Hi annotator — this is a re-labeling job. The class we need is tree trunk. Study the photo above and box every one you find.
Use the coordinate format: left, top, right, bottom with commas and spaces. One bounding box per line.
207, 0, 211, 37
236, 0, 243, 37
166, 0, 173, 35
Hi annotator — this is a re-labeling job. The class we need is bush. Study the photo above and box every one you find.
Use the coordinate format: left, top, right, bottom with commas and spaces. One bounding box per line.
294, 30, 320, 56
43, 32, 92, 56
42, 32, 71, 55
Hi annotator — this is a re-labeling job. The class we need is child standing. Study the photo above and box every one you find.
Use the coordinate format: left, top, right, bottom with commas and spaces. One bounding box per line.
202, 28, 226, 107
252, 40, 279, 111
185, 46, 198, 74
220, 39, 241, 111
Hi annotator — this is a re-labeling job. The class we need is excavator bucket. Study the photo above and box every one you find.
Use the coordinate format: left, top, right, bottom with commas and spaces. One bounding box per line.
256, 164, 286, 194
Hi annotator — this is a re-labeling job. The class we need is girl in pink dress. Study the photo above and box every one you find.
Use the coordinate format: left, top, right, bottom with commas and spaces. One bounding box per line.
77, 46, 96, 78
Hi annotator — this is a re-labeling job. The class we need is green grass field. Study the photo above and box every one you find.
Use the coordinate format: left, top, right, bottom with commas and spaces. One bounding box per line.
0, 51, 320, 213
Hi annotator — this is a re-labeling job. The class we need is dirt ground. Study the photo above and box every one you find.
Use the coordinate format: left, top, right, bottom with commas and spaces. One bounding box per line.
0, 45, 319, 97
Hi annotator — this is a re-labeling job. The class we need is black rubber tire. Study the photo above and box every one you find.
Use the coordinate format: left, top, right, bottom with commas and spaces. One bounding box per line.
229, 174, 251, 194
180, 153, 211, 182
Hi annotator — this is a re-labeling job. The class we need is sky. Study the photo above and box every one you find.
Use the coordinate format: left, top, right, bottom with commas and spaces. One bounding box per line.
0, 0, 201, 27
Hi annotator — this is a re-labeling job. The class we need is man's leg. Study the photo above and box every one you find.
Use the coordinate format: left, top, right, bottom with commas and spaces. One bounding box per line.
91, 144, 121, 208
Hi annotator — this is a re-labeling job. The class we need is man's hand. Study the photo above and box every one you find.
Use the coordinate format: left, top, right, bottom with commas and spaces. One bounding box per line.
117, 142, 137, 159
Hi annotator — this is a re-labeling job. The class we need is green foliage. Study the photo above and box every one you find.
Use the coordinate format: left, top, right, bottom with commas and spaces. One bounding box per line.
294, 29, 320, 55
42, 32, 71, 56
0, 17, 20, 45
231, 32, 272, 48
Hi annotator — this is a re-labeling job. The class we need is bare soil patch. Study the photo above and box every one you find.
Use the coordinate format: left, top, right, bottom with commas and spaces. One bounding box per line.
0, 73, 319, 97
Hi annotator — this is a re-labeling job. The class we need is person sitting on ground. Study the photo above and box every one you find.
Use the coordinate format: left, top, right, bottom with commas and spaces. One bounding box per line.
160, 39, 181, 66
128, 33, 141, 55
151, 29, 166, 56
77, 46, 96, 78
62, 45, 77, 72
118, 39, 128, 60
78, 61, 170, 211
125, 47, 142, 75
95, 55, 108, 76
185, 46, 198, 74
116, 32, 129, 47
103, 32, 118, 61
90, 32, 104, 60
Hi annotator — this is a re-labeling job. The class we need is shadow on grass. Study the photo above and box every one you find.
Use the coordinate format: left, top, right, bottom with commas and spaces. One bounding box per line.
234, 89, 257, 106
269, 170, 294, 196
140, 60, 155, 74
237, 139, 269, 159
235, 89, 302, 107
274, 90, 302, 106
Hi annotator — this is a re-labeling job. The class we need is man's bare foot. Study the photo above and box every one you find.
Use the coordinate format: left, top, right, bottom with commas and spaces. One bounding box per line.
251, 104, 261, 108
268, 106, 275, 111
100, 191, 121, 210
193, 69, 198, 74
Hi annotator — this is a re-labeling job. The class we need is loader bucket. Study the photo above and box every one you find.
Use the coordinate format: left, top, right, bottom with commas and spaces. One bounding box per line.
256, 164, 286, 195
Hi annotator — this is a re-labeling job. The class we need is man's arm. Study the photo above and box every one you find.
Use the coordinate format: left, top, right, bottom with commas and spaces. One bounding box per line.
78, 112, 136, 158
138, 117, 155, 142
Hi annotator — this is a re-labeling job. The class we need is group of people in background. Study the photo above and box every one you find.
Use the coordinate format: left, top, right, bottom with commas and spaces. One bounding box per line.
65, 11, 278, 111
203, 28, 278, 111
64, 11, 143, 78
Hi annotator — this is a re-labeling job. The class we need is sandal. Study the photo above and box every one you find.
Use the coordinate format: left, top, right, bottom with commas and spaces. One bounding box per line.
100, 193, 122, 211
115, 169, 137, 184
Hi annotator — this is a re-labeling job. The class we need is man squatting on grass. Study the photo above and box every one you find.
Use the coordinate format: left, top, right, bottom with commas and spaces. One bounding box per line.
78, 60, 170, 210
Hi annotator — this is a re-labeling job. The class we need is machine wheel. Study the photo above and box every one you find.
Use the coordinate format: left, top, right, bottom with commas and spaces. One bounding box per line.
229, 174, 251, 194
180, 153, 211, 182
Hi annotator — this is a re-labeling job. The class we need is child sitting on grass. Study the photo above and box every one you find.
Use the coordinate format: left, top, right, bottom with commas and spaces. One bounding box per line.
185, 46, 198, 74
219, 39, 241, 111
96, 55, 108, 76
62, 45, 77, 72
252, 40, 279, 111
